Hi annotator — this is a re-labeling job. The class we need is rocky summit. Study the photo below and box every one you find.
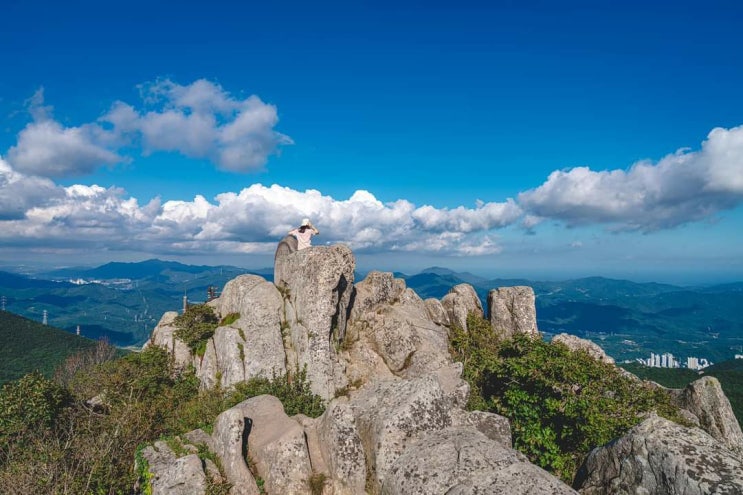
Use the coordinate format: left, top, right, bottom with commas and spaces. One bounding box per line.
142, 244, 743, 495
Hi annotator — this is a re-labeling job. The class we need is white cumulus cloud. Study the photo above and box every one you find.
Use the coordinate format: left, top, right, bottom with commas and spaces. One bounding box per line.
0, 157, 64, 219
102, 79, 292, 172
0, 177, 520, 256
518, 124, 743, 231
6, 80, 291, 178
7, 89, 123, 178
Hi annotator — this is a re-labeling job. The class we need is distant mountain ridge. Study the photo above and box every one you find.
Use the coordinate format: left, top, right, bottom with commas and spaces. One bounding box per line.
397, 269, 743, 364
42, 258, 251, 280
1, 260, 742, 362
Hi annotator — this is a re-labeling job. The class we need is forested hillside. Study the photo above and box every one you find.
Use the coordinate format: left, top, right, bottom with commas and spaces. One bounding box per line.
0, 311, 98, 385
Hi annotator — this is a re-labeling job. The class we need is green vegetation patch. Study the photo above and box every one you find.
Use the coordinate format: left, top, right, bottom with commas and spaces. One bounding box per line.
451, 313, 684, 484
229, 366, 326, 418
174, 304, 219, 356
220, 312, 240, 326
0, 342, 325, 492
0, 310, 99, 385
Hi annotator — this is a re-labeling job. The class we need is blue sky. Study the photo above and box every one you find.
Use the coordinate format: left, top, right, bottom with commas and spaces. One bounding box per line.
1, 0, 742, 284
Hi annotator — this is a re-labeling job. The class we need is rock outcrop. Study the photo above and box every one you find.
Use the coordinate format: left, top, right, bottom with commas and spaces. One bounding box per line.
137, 440, 209, 495
441, 283, 483, 332
206, 275, 286, 388
141, 244, 741, 495
274, 244, 355, 400
552, 333, 615, 364
488, 286, 539, 338
670, 376, 743, 453
211, 407, 261, 495
383, 428, 578, 494
232, 395, 314, 495
145, 311, 192, 370
574, 414, 743, 495
345, 271, 453, 384
149, 275, 286, 390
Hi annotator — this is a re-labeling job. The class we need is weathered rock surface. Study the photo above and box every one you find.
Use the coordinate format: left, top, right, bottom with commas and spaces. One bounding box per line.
141, 246, 742, 495
211, 407, 260, 495
670, 376, 743, 453
574, 414, 743, 495
424, 297, 450, 326
441, 283, 483, 332
237, 395, 314, 495
146, 311, 192, 371
345, 272, 452, 384
206, 275, 286, 388
138, 440, 207, 495
488, 286, 539, 338
148, 275, 287, 390
348, 374, 456, 491
315, 399, 367, 495
274, 244, 355, 400
274, 233, 298, 261
383, 427, 578, 495
450, 409, 512, 448
348, 271, 406, 322
552, 333, 615, 364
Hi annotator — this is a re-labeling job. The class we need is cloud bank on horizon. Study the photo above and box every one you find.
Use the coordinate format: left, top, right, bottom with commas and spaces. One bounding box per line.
1, 79, 742, 261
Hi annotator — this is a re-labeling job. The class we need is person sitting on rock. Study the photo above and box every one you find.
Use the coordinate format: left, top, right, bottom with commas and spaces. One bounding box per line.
288, 218, 319, 250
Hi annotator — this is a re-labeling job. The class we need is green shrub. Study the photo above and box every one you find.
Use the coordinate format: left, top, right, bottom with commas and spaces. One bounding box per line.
174, 304, 219, 356
0, 371, 69, 451
450, 313, 684, 483
230, 366, 325, 418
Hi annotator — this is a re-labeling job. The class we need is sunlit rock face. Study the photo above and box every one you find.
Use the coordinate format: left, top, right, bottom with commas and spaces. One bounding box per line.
273, 244, 355, 400
488, 286, 539, 338
574, 414, 743, 495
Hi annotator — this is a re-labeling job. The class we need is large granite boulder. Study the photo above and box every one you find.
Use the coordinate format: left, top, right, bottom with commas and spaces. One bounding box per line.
441, 283, 483, 332
670, 376, 743, 453
204, 275, 286, 388
211, 407, 261, 495
574, 414, 743, 495
552, 333, 615, 364
450, 408, 512, 448
274, 234, 298, 261
146, 311, 192, 371
274, 244, 355, 400
345, 272, 453, 383
315, 399, 368, 495
488, 286, 539, 338
347, 373, 456, 491
137, 440, 208, 495
237, 395, 314, 495
383, 427, 578, 494
147, 275, 287, 391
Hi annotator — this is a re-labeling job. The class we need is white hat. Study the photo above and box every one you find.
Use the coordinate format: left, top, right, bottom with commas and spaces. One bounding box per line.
301, 218, 311, 226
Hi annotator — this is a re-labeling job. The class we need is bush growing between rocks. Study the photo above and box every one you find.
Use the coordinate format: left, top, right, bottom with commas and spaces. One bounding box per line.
174, 304, 219, 356
450, 312, 685, 483
0, 343, 326, 493
229, 365, 326, 418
